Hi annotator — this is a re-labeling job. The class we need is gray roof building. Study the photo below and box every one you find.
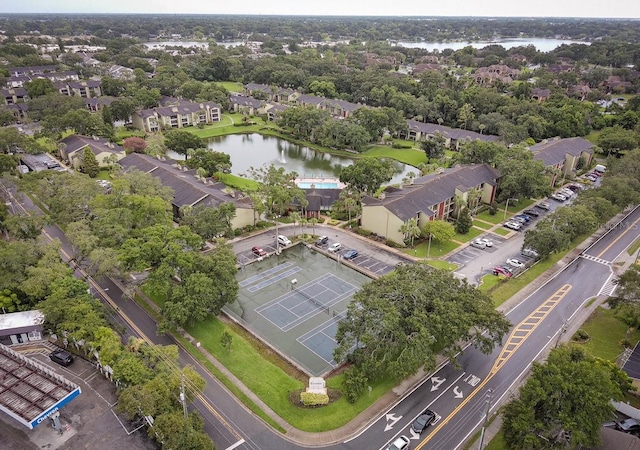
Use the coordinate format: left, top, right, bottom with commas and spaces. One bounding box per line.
528, 137, 594, 167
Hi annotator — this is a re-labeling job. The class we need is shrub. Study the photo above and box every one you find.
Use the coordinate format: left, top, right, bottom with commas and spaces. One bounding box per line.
233, 228, 242, 236
489, 202, 498, 215
255, 221, 270, 228
385, 239, 402, 248
243, 225, 255, 232
299, 391, 329, 406
572, 329, 590, 341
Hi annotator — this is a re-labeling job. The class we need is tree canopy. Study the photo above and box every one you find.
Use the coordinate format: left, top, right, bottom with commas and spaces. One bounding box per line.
334, 263, 510, 402
339, 158, 396, 195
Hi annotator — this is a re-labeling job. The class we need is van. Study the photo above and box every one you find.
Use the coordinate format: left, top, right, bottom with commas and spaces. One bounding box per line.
49, 350, 74, 367
594, 164, 606, 174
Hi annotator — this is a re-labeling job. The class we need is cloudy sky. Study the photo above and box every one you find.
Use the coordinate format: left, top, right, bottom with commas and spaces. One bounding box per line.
2, 0, 640, 18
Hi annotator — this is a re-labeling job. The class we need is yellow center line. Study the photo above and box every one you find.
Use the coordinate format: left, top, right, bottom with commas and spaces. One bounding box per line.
596, 215, 640, 258
416, 284, 572, 449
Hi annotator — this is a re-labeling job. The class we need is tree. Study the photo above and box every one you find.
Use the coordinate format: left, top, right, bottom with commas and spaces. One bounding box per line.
334, 263, 510, 402
598, 126, 638, 155
399, 217, 421, 247
108, 97, 138, 123
455, 208, 473, 234
503, 346, 631, 449
24, 78, 56, 98
164, 130, 204, 160
496, 146, 552, 202
220, 331, 232, 352
422, 219, 455, 244
82, 147, 100, 178
458, 103, 475, 129
184, 149, 231, 176
420, 132, 447, 161
122, 136, 147, 154
339, 158, 396, 195
180, 203, 236, 240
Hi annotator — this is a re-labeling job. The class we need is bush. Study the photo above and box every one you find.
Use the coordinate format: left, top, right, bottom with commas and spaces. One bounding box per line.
233, 228, 242, 236
489, 202, 498, 215
255, 221, 270, 229
572, 329, 590, 341
243, 225, 255, 232
385, 239, 402, 248
299, 391, 329, 406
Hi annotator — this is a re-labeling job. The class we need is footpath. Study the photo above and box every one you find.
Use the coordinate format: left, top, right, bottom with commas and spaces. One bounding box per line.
132, 209, 638, 448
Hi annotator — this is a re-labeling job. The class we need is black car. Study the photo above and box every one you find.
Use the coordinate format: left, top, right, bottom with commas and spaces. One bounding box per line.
411, 409, 436, 434
523, 209, 539, 217
49, 349, 74, 367
315, 236, 329, 246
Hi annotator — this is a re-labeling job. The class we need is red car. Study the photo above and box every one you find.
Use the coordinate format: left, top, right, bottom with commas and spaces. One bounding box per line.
493, 266, 513, 277
252, 246, 267, 257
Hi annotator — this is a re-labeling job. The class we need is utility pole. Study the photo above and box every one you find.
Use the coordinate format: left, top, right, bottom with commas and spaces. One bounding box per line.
180, 373, 188, 419
477, 389, 494, 450
555, 320, 569, 348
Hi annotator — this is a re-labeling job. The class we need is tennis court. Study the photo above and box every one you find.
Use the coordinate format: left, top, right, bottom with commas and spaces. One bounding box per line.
225, 244, 371, 376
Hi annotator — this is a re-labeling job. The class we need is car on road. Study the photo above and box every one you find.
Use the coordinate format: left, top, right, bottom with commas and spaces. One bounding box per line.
493, 266, 513, 277
387, 436, 410, 450
551, 193, 567, 202
615, 418, 640, 434
506, 258, 525, 268
523, 209, 540, 217
50, 349, 74, 367
327, 242, 342, 252
480, 238, 494, 247
343, 249, 359, 260
471, 239, 487, 249
252, 246, 267, 257
504, 221, 522, 231
277, 235, 291, 246
536, 201, 551, 210
315, 236, 329, 246
412, 409, 436, 434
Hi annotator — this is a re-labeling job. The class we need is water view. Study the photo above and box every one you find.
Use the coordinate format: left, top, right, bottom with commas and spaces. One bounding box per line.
166, 133, 417, 185
395, 38, 590, 53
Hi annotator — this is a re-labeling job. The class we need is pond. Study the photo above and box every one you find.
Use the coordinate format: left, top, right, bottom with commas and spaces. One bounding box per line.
166, 133, 417, 185
394, 37, 590, 53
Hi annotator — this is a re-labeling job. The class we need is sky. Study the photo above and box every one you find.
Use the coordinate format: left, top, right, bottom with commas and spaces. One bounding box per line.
2, 0, 640, 19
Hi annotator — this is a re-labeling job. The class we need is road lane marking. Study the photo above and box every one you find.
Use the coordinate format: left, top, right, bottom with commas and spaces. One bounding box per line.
415, 284, 572, 449
596, 215, 640, 258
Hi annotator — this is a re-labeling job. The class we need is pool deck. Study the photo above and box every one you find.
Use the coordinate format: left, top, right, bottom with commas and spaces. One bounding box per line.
295, 177, 346, 190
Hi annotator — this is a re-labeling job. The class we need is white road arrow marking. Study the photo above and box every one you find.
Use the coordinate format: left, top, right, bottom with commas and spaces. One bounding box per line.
453, 386, 463, 398
409, 429, 421, 440
430, 376, 446, 391
384, 413, 403, 431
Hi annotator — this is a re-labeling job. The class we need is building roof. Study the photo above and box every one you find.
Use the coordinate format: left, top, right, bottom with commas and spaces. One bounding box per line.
528, 137, 594, 167
364, 164, 500, 222
59, 134, 124, 158
118, 153, 252, 210
407, 119, 499, 143
244, 83, 271, 92
154, 99, 221, 117
229, 94, 263, 109
0, 310, 44, 331
0, 344, 81, 430
20, 153, 63, 172
67, 79, 102, 89
303, 188, 341, 210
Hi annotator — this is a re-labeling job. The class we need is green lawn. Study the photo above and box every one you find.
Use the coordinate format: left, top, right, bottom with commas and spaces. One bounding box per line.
215, 172, 260, 191
363, 145, 426, 167
493, 227, 510, 237
401, 239, 460, 258
455, 227, 483, 242
478, 273, 504, 292
575, 307, 640, 362
485, 430, 508, 450
426, 260, 459, 271
472, 221, 493, 230
627, 239, 640, 257
475, 210, 508, 225
186, 317, 399, 431
215, 81, 244, 92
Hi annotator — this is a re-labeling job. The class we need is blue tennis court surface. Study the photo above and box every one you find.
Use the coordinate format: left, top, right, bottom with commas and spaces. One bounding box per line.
255, 273, 357, 332
297, 312, 347, 364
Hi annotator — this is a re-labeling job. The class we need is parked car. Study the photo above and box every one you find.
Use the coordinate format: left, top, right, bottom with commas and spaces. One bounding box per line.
387, 436, 410, 450
566, 184, 582, 192
327, 242, 342, 253
343, 249, 359, 260
252, 246, 267, 257
471, 239, 487, 249
480, 238, 494, 247
504, 221, 522, 231
50, 349, 74, 367
585, 174, 598, 182
559, 188, 574, 198
493, 266, 513, 277
412, 409, 436, 434
506, 258, 525, 268
521, 248, 540, 258
615, 418, 640, 434
315, 236, 329, 246
551, 193, 567, 202
536, 202, 551, 210
277, 235, 292, 246
523, 209, 540, 217
514, 214, 531, 222
511, 216, 527, 224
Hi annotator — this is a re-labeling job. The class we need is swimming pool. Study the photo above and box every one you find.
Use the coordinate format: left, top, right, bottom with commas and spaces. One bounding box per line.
297, 181, 339, 189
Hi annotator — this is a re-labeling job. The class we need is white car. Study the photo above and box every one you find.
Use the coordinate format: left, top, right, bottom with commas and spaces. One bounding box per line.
471, 239, 486, 249
559, 188, 574, 198
480, 238, 494, 247
327, 242, 342, 252
551, 193, 567, 202
504, 221, 522, 231
387, 436, 410, 450
506, 258, 525, 268
276, 235, 291, 246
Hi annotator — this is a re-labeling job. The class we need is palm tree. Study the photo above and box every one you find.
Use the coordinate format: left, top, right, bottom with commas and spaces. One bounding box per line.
309, 217, 318, 235
467, 187, 483, 215
290, 211, 302, 237
453, 195, 468, 220
399, 217, 422, 248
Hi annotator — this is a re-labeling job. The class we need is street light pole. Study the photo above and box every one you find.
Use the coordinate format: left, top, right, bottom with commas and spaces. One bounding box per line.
478, 389, 494, 450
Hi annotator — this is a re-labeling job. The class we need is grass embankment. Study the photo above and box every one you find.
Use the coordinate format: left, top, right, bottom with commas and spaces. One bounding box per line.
214, 81, 244, 92
363, 145, 426, 167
